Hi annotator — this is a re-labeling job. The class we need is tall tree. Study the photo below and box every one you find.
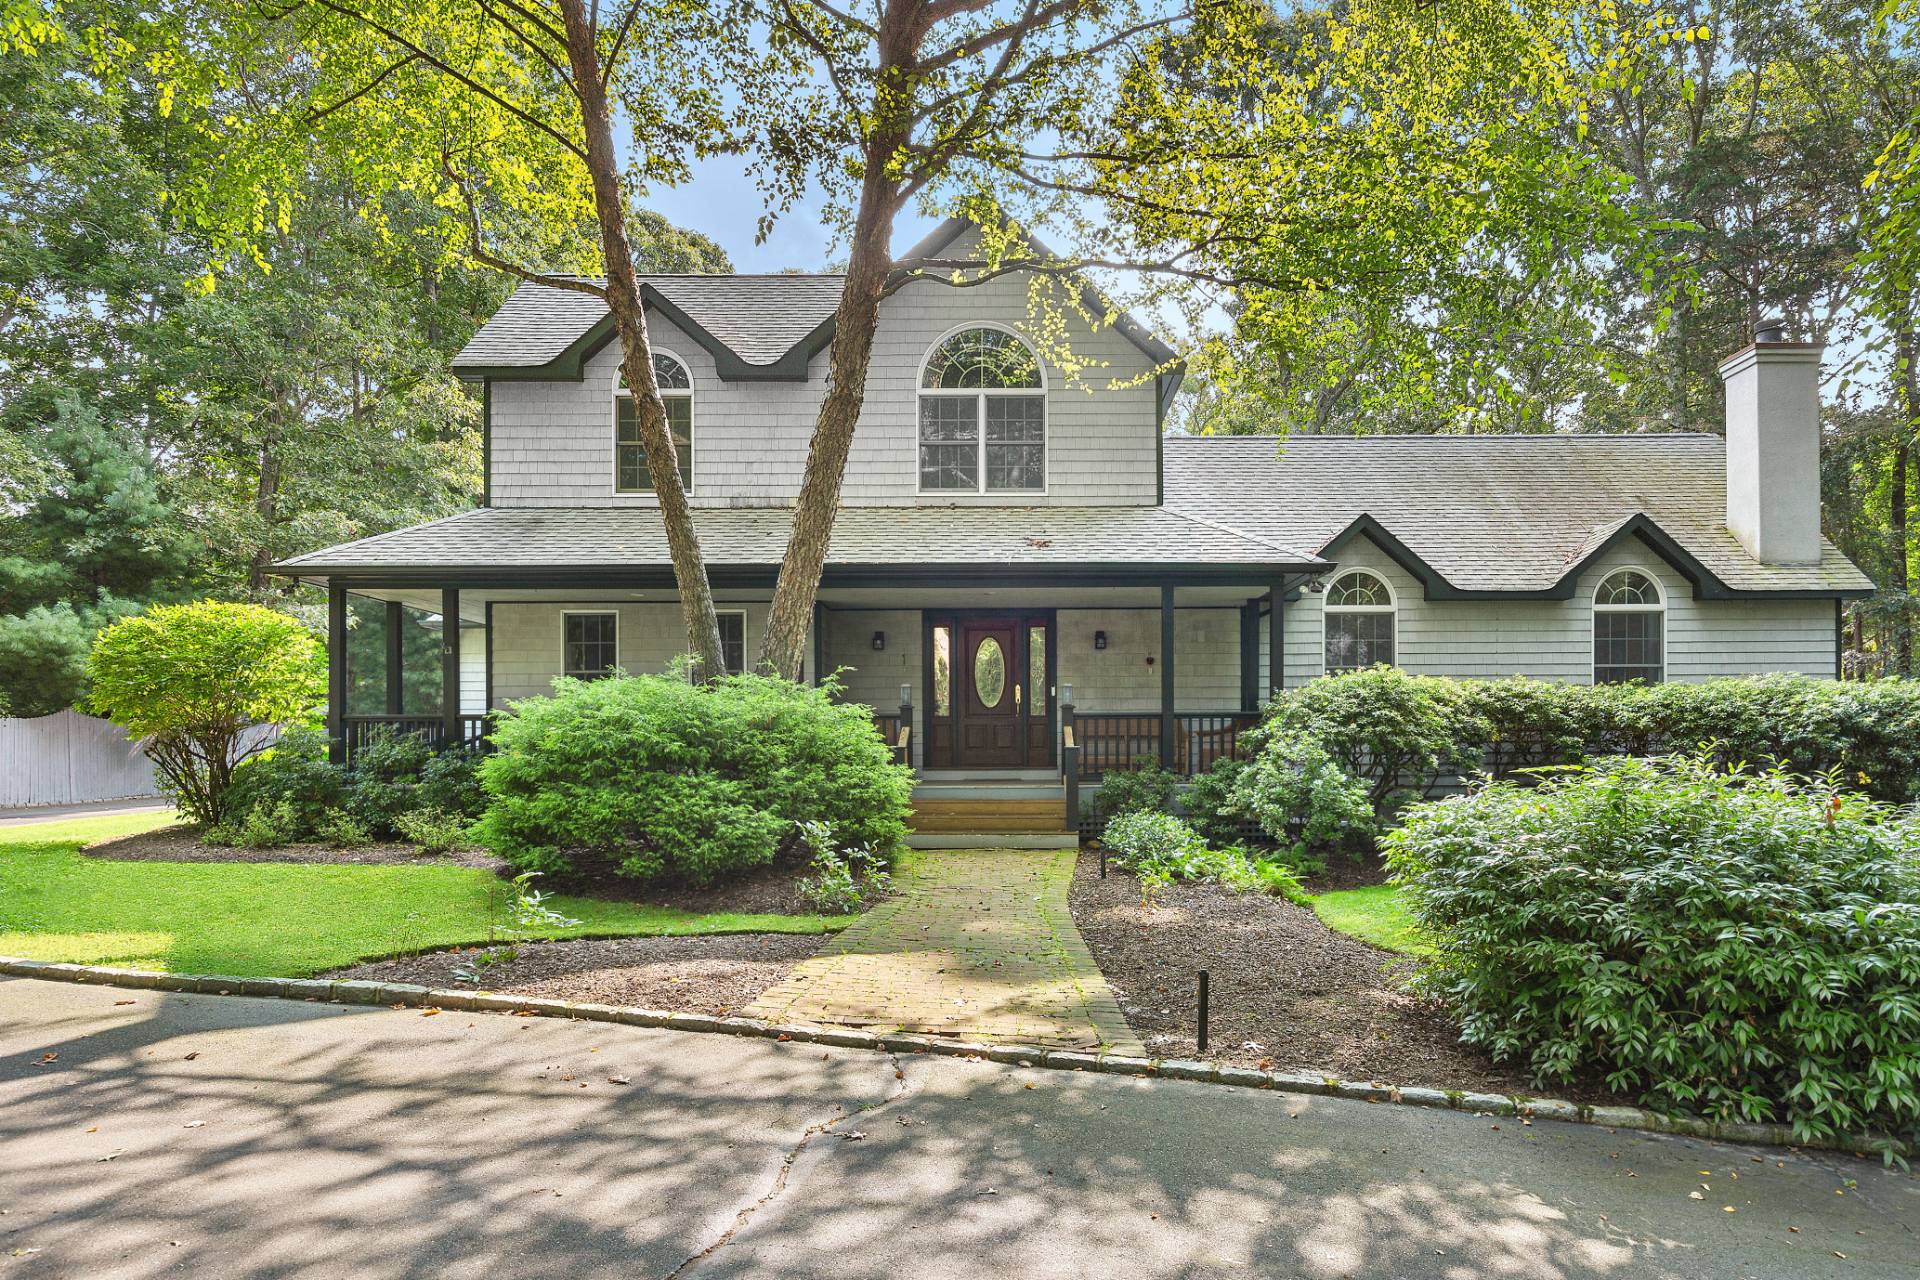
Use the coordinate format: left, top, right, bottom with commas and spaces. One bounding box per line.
92, 0, 738, 677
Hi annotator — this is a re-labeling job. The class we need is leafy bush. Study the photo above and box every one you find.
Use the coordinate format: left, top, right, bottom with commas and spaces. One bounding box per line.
1231, 728, 1376, 855
1102, 810, 1306, 905
1181, 756, 1249, 846
1092, 757, 1179, 821
394, 808, 472, 856
85, 600, 326, 824
1255, 666, 1484, 815
219, 727, 343, 838
1263, 671, 1920, 811
794, 820, 894, 914
1387, 755, 1920, 1147
476, 672, 913, 885
221, 725, 485, 846
314, 807, 372, 848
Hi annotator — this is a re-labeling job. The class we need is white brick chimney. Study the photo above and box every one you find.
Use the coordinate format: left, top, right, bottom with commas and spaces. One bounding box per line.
1718, 318, 1825, 566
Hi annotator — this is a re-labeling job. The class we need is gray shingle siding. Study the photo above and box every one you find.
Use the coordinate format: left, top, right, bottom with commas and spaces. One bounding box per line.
1271, 534, 1836, 686
486, 234, 1160, 508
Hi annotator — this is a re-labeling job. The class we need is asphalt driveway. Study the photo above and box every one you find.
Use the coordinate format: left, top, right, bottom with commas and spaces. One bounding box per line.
1, 977, 1913, 1279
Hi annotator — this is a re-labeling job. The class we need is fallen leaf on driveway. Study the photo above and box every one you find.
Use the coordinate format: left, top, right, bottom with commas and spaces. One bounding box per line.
34, 1052, 57, 1066
420, 1007, 441, 1017
841, 1131, 867, 1142
1688, 1192, 1704, 1200
183, 1052, 199, 1061
606, 1076, 632, 1085
114, 1000, 135, 1006
97, 1151, 122, 1162
183, 1121, 206, 1129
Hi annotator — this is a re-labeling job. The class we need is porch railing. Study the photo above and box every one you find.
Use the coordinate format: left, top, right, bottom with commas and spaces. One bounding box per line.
342, 713, 492, 756
1071, 711, 1260, 780
872, 710, 911, 766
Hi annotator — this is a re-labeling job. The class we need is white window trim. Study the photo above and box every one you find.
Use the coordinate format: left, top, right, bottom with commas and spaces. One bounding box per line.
611, 349, 695, 498
1322, 569, 1397, 674
715, 607, 748, 675
561, 609, 619, 679
915, 322, 1049, 497
1591, 566, 1667, 685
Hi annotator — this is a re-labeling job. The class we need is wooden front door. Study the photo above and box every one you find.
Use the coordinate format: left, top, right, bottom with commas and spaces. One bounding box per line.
955, 618, 1024, 768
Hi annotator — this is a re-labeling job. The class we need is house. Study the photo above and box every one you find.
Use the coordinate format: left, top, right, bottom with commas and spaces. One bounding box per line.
274, 221, 1873, 844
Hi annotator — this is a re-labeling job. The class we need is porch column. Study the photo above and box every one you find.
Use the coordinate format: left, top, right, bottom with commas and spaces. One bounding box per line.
1239, 600, 1259, 713
1160, 584, 1175, 770
384, 600, 404, 715
440, 587, 461, 749
1268, 579, 1286, 698
327, 583, 348, 765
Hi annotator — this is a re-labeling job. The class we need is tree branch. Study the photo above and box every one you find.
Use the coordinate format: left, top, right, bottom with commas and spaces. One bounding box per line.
306, 53, 421, 124
442, 151, 609, 297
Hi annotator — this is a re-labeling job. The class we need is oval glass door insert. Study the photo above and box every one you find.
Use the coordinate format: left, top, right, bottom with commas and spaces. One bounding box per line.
973, 636, 1007, 708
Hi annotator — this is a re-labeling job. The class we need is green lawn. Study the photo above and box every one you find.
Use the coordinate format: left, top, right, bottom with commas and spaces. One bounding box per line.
0, 811, 846, 978
1308, 884, 1432, 956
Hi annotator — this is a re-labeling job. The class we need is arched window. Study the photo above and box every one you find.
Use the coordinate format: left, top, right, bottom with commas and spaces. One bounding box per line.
917, 326, 1046, 493
1323, 570, 1396, 672
614, 352, 694, 493
1593, 568, 1665, 684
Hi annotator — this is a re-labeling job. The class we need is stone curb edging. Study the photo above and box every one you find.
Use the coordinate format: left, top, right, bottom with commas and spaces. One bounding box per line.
3, 956, 1905, 1159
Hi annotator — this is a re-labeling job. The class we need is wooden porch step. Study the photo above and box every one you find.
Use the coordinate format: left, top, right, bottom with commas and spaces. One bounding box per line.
906, 795, 1068, 834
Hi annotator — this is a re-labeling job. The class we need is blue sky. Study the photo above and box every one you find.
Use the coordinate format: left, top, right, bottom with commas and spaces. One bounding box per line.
643, 154, 943, 273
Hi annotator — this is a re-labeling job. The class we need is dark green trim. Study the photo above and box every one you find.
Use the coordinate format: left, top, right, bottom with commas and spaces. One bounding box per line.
440, 587, 461, 748
1154, 373, 1166, 506
302, 561, 1321, 594
327, 584, 348, 765
1319, 513, 1872, 603
383, 601, 403, 715
479, 380, 492, 507
1159, 585, 1175, 769
484, 601, 495, 714
455, 218, 1185, 388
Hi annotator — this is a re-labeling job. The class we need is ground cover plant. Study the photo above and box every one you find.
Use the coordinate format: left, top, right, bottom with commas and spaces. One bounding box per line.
1099, 810, 1305, 905
1386, 754, 1920, 1148
477, 672, 912, 886
0, 812, 846, 977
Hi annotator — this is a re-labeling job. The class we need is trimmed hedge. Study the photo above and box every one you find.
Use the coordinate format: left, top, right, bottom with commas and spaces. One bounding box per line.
476, 673, 913, 885
1258, 669, 1920, 808
1386, 755, 1920, 1147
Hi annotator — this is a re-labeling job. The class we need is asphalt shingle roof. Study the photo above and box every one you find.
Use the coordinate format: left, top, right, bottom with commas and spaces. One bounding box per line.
276, 504, 1319, 573
1161, 433, 1872, 595
453, 275, 848, 371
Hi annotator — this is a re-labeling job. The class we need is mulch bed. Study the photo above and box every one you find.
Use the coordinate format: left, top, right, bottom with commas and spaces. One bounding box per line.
329, 933, 823, 1016
1298, 849, 1391, 894
82, 825, 507, 871
1069, 849, 1612, 1101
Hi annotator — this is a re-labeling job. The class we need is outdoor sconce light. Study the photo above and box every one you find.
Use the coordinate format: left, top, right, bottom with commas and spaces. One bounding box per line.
871, 630, 886, 651
1146, 655, 1156, 669
1061, 682, 1074, 705
900, 683, 913, 706
1093, 630, 1107, 650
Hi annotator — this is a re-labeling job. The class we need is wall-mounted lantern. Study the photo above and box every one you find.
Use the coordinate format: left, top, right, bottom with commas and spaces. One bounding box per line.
1093, 630, 1108, 650
900, 683, 913, 706
871, 630, 886, 651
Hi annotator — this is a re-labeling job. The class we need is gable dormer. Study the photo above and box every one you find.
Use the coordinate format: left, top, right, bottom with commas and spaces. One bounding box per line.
454, 220, 1178, 509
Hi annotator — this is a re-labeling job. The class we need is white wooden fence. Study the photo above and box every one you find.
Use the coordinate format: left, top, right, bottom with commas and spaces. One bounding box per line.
0, 710, 160, 807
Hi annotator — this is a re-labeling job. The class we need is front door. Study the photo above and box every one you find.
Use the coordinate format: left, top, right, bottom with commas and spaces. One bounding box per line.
955, 619, 1023, 768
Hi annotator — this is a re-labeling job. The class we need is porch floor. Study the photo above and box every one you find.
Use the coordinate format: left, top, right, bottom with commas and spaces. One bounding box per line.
742, 847, 1140, 1051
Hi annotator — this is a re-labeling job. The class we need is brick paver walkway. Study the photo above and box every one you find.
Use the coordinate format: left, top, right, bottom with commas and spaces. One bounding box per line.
745, 847, 1141, 1051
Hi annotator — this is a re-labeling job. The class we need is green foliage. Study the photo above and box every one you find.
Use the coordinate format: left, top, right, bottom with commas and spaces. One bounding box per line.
476, 673, 913, 887
1102, 810, 1306, 905
1092, 758, 1179, 822
314, 808, 373, 849
0, 599, 138, 717
1266, 671, 1920, 811
394, 808, 472, 856
1387, 755, 1920, 1147
85, 601, 325, 824
219, 727, 344, 837
1308, 885, 1430, 956
793, 820, 893, 914
1256, 667, 1484, 814
1231, 728, 1378, 854
1180, 756, 1248, 846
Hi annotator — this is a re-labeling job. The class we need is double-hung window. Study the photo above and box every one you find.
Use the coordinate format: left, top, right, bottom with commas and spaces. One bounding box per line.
1593, 569, 1665, 684
615, 352, 694, 492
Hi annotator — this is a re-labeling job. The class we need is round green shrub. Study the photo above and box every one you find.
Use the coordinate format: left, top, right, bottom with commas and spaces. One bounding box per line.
1181, 756, 1249, 846
475, 672, 913, 885
1092, 757, 1178, 822
1231, 728, 1375, 854
1386, 754, 1920, 1147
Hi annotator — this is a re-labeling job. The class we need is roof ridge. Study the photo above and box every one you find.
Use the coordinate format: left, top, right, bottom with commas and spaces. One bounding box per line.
1166, 432, 1723, 443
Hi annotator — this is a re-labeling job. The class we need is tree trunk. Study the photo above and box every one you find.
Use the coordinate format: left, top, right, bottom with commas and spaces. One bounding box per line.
757, 21, 915, 679
249, 442, 281, 594
557, 0, 726, 680
1894, 327, 1917, 676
